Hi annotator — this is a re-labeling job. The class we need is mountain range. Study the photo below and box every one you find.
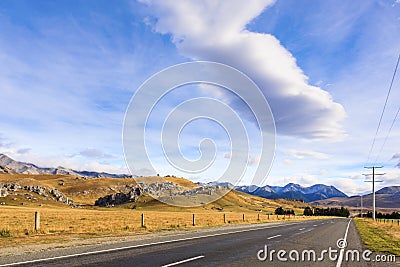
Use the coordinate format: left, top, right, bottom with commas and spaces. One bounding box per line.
1, 153, 399, 208
313, 186, 400, 209
0, 153, 131, 178
235, 183, 348, 202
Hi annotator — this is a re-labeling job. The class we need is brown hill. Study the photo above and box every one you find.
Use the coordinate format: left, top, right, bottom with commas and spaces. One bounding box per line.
0, 174, 307, 214
313, 193, 400, 210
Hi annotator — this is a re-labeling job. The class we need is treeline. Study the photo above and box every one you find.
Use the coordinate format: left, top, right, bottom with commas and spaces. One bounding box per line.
274, 207, 295, 215
303, 206, 350, 217
363, 211, 400, 219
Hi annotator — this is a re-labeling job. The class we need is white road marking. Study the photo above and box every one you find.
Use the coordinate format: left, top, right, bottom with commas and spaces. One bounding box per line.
0, 222, 303, 266
299, 228, 305, 231
267, 234, 282, 240
313, 225, 317, 227
336, 219, 352, 267
162, 255, 204, 267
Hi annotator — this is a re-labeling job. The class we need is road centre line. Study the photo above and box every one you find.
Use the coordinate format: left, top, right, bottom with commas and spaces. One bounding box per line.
162, 255, 205, 267
267, 234, 282, 240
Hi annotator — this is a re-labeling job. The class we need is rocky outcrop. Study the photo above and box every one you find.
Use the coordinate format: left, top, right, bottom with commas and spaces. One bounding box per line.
49, 188, 72, 204
95, 186, 142, 207
0, 187, 8, 197
24, 185, 48, 196
0, 182, 73, 205
0, 182, 21, 197
137, 182, 182, 197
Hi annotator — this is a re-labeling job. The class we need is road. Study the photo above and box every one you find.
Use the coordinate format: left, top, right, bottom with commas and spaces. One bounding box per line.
0, 218, 397, 266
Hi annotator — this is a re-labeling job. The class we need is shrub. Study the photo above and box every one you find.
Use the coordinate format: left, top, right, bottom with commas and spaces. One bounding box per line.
0, 229, 13, 238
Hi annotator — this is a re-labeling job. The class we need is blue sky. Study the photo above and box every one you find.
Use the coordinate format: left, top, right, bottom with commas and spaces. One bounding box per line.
0, 0, 400, 195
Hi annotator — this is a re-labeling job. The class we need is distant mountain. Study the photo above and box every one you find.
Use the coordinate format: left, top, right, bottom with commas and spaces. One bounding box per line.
313, 186, 400, 209
0, 153, 132, 178
235, 183, 348, 202
376, 186, 400, 195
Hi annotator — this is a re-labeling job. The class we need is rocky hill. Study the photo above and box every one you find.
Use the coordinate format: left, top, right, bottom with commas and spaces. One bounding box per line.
0, 173, 308, 214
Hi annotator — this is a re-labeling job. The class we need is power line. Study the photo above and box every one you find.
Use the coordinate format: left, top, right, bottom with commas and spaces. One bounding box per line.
374, 105, 400, 164
366, 54, 400, 165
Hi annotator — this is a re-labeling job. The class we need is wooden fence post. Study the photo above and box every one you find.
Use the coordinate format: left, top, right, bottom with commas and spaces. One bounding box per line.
192, 214, 195, 226
257, 213, 260, 221
34, 211, 40, 231
224, 213, 226, 224
242, 214, 245, 222
141, 213, 145, 228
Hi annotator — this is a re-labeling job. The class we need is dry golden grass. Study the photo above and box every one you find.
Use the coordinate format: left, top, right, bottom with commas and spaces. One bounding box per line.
0, 205, 327, 248
0, 174, 324, 248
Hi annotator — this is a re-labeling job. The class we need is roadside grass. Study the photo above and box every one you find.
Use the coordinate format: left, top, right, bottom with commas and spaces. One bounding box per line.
0, 205, 327, 249
354, 218, 400, 256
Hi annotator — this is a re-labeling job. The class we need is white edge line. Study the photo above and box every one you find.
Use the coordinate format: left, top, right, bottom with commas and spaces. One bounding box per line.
161, 255, 204, 267
0, 222, 303, 266
336, 219, 352, 267
267, 234, 281, 240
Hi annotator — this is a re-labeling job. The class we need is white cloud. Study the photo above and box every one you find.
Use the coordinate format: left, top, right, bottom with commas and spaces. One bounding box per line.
70, 148, 115, 159
141, 0, 347, 140
392, 152, 400, 159
331, 178, 371, 196
283, 159, 293, 166
391, 152, 400, 168
16, 148, 31, 155
288, 149, 330, 159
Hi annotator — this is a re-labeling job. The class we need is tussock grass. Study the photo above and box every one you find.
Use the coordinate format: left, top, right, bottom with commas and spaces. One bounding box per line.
0, 205, 326, 248
0, 174, 327, 248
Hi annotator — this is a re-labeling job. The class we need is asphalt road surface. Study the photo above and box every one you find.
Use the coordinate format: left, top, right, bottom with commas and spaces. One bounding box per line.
1, 218, 398, 267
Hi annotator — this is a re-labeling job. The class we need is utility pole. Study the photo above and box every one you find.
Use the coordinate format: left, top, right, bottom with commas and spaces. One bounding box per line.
363, 166, 384, 221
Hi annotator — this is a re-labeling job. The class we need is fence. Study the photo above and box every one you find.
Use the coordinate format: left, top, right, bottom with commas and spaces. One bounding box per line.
376, 218, 400, 226
0, 207, 314, 237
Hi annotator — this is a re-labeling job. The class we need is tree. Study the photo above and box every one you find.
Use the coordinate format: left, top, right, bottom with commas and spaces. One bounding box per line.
275, 207, 284, 215
304, 206, 313, 216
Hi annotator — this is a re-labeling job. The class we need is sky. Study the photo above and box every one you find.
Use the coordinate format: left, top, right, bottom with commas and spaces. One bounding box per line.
1, 0, 400, 195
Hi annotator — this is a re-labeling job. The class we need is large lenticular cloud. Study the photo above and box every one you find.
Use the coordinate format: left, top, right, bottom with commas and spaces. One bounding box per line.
140, 0, 347, 140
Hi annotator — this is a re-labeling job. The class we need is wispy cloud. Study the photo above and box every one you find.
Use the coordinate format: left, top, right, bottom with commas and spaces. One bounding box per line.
69, 148, 115, 159
16, 148, 31, 155
141, 0, 347, 140
288, 149, 330, 160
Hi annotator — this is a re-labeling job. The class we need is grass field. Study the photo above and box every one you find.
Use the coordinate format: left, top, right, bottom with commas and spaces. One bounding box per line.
0, 205, 328, 249
0, 174, 327, 249
355, 218, 400, 256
